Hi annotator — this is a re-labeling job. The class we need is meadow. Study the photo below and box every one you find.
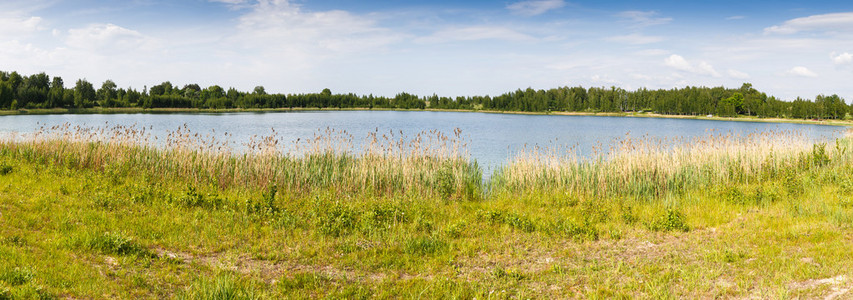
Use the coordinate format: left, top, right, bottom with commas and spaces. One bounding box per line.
1, 124, 852, 298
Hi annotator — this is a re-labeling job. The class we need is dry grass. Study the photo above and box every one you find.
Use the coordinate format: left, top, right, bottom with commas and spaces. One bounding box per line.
1, 123, 481, 200
491, 129, 852, 197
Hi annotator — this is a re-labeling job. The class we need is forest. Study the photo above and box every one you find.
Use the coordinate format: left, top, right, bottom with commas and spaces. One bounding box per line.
0, 70, 849, 120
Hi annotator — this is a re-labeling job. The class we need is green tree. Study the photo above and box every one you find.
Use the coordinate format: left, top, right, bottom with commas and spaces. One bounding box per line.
721, 92, 744, 114
0, 81, 13, 109
97, 80, 118, 106
48, 76, 65, 108
74, 79, 96, 108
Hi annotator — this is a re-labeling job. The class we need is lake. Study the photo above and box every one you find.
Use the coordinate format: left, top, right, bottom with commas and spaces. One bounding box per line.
0, 111, 845, 173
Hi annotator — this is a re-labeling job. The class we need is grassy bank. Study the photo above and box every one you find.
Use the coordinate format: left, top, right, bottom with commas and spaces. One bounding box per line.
1, 127, 852, 298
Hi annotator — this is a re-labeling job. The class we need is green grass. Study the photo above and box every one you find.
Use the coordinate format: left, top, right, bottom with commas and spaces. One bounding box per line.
0, 128, 852, 298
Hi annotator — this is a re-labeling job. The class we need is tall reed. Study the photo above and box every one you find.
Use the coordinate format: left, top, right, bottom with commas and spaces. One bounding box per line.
490, 129, 852, 197
0, 123, 482, 199
2, 123, 847, 200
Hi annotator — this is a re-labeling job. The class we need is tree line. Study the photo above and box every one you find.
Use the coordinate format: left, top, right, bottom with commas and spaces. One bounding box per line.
0, 70, 848, 120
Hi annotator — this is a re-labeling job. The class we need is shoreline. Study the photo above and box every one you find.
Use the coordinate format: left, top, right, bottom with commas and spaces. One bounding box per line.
2, 106, 851, 127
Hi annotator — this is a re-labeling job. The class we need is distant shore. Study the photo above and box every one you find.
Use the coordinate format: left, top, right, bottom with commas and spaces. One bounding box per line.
2, 106, 851, 127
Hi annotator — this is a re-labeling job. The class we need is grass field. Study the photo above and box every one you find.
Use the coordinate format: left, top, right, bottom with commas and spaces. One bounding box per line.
1, 125, 852, 298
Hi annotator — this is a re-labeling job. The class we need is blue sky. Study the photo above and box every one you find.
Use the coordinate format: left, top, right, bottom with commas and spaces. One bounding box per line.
2, 0, 853, 101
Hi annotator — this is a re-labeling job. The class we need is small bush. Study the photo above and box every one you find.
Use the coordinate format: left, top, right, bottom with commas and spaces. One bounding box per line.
175, 186, 224, 210
580, 200, 609, 224
445, 221, 467, 238
0, 267, 34, 286
476, 210, 536, 232
647, 209, 690, 232
556, 220, 599, 241
83, 231, 154, 257
724, 185, 782, 206
811, 143, 830, 166
246, 185, 280, 216
362, 203, 408, 231
491, 267, 525, 281
436, 167, 454, 201
318, 205, 357, 237
1, 235, 26, 247
0, 164, 12, 175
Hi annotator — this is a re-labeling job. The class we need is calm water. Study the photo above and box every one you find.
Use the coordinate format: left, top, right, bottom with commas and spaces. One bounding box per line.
0, 111, 845, 173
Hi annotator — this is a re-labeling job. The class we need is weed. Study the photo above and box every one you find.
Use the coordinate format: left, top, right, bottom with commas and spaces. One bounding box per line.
318, 205, 357, 237
445, 221, 467, 238
1, 236, 26, 247
647, 209, 690, 232
0, 164, 11, 175
175, 186, 224, 210
810, 143, 830, 166
555, 219, 599, 241
492, 267, 525, 281
178, 274, 260, 300
362, 202, 408, 232
404, 236, 448, 255
0, 267, 34, 286
436, 166, 454, 201
246, 185, 280, 216
81, 231, 154, 257
476, 210, 536, 232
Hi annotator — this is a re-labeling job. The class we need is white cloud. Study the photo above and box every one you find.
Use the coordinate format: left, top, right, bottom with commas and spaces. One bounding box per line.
590, 74, 620, 85
832, 52, 853, 64
786, 66, 818, 77
65, 23, 159, 54
696, 61, 719, 76
664, 54, 691, 71
605, 33, 664, 45
634, 49, 669, 56
231, 0, 403, 70
663, 54, 720, 77
727, 69, 750, 79
764, 12, 853, 35
415, 26, 535, 44
617, 11, 672, 28
506, 0, 565, 17
0, 12, 43, 37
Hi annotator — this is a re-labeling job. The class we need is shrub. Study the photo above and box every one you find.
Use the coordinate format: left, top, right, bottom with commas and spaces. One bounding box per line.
476, 210, 536, 232
318, 205, 357, 237
647, 209, 690, 232
0, 164, 11, 175
362, 203, 408, 231
246, 185, 280, 216
556, 220, 599, 241
83, 231, 154, 257
0, 267, 34, 286
445, 221, 467, 238
491, 267, 525, 281
175, 186, 224, 210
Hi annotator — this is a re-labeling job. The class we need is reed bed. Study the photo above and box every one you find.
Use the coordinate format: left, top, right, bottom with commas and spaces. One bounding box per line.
0, 123, 481, 199
490, 129, 853, 197
1, 123, 848, 199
